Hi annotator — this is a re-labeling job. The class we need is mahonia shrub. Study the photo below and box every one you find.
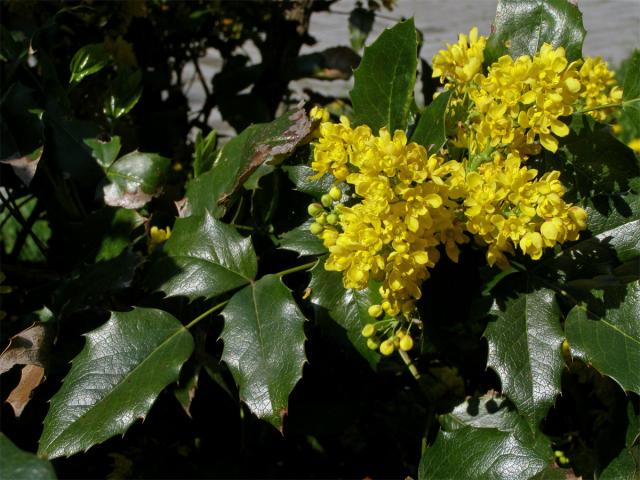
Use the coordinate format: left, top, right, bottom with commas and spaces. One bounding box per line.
1, 1, 639, 479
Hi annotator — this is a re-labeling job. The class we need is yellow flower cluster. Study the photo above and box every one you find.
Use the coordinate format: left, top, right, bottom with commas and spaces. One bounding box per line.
464, 152, 587, 268
577, 57, 623, 122
308, 110, 467, 319
432, 32, 622, 155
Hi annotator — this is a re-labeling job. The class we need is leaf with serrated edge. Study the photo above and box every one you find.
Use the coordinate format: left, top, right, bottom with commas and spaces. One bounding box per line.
149, 212, 257, 300
419, 426, 550, 480
484, 0, 585, 66
38, 308, 193, 459
566, 281, 640, 394
221, 275, 306, 430
278, 222, 327, 257
350, 18, 417, 133
0, 434, 56, 480
309, 257, 380, 367
484, 288, 564, 430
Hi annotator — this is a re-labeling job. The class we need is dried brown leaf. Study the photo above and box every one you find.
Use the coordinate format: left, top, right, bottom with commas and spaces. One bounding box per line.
5, 364, 45, 416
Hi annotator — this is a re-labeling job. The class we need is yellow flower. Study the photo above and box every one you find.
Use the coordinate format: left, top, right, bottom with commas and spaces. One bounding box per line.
432, 27, 487, 87
577, 57, 621, 121
148, 225, 171, 252
628, 138, 640, 154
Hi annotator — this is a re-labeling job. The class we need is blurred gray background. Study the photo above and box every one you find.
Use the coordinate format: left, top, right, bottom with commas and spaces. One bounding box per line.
191, 0, 640, 136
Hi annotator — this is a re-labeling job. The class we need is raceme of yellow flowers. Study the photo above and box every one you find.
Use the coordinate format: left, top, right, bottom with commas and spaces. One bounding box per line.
306, 27, 620, 356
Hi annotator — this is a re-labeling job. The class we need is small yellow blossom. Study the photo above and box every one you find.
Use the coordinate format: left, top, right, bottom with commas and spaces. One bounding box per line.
148, 225, 171, 252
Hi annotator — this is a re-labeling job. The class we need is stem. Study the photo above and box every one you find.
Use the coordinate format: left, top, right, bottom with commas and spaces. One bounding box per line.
275, 260, 317, 278
185, 299, 229, 330
574, 97, 639, 115
399, 349, 421, 381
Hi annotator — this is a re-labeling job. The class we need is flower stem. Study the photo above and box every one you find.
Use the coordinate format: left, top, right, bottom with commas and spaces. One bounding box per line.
574, 97, 639, 114
399, 349, 421, 380
275, 260, 318, 278
185, 299, 229, 330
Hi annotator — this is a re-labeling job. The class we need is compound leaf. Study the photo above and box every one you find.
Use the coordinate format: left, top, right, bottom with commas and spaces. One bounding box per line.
484, 288, 564, 430
221, 275, 306, 430
350, 18, 417, 133
38, 308, 194, 459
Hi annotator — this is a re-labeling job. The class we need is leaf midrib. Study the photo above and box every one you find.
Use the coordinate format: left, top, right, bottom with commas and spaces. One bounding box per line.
40, 319, 189, 456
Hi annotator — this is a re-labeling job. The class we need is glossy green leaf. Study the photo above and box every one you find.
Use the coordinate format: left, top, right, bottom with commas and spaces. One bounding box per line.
185, 107, 312, 218
103, 68, 143, 119
283, 165, 335, 200
422, 390, 554, 480
560, 115, 640, 199
102, 150, 170, 209
69, 43, 111, 84
350, 18, 417, 133
584, 193, 640, 237
38, 308, 193, 459
0, 434, 56, 480
148, 212, 257, 300
565, 281, 640, 394
485, 288, 564, 430
484, 0, 585, 66
84, 136, 121, 170
411, 90, 453, 154
309, 257, 380, 367
193, 129, 218, 177
221, 274, 306, 429
278, 222, 327, 257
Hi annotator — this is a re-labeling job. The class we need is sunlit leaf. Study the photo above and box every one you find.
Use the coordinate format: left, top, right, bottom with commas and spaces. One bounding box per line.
38, 308, 193, 459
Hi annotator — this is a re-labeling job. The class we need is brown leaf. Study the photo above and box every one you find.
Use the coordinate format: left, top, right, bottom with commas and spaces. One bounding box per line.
5, 364, 45, 416
217, 105, 313, 207
0, 322, 53, 374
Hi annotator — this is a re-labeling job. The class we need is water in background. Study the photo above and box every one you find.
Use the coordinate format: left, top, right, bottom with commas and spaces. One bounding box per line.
187, 0, 640, 136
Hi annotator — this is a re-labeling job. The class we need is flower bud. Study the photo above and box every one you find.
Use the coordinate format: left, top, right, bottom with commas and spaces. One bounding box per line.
307, 203, 324, 217
329, 186, 342, 201
399, 335, 414, 351
379, 339, 395, 356
326, 213, 339, 225
361, 324, 376, 338
321, 194, 333, 207
367, 338, 380, 350
309, 222, 324, 235
367, 304, 383, 318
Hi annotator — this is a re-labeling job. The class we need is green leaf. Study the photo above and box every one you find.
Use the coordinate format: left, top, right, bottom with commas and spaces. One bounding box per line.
221, 275, 306, 429
38, 308, 194, 459
622, 50, 640, 131
584, 193, 640, 237
484, 288, 564, 430
565, 281, 640, 394
102, 151, 170, 209
185, 107, 312, 218
148, 212, 257, 300
308, 257, 380, 367
600, 400, 640, 479
350, 18, 417, 133
422, 390, 554, 479
560, 115, 640, 199
0, 434, 56, 480
484, 0, 586, 66
84, 136, 121, 170
411, 90, 453, 154
69, 43, 111, 84
283, 165, 335, 200
103, 68, 143, 119
278, 222, 327, 257
193, 129, 218, 177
